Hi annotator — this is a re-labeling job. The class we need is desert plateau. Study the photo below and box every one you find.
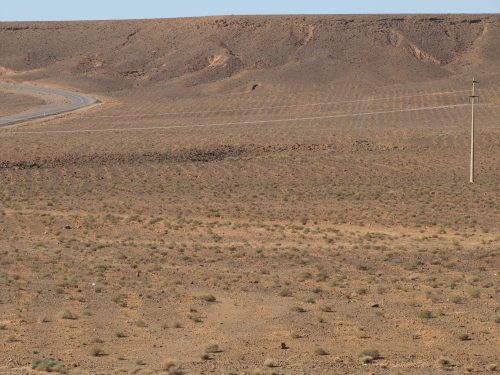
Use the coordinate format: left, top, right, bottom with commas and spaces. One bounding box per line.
0, 15, 499, 375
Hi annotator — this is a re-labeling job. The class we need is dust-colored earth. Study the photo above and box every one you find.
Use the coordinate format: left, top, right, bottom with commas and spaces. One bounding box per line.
0, 91, 45, 117
0, 15, 499, 375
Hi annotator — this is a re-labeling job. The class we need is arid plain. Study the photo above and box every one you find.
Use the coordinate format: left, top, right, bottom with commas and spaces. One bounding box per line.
0, 15, 499, 375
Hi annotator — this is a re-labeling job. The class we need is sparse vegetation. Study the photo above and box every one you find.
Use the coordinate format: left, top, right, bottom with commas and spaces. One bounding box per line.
162, 359, 176, 371
360, 349, 381, 360
0, 14, 498, 375
205, 344, 221, 353
31, 358, 67, 374
264, 359, 277, 368
361, 355, 374, 364
198, 294, 217, 302
58, 309, 77, 320
438, 357, 452, 369
417, 310, 433, 319
487, 364, 498, 372
279, 289, 293, 297
90, 347, 105, 357
314, 347, 328, 356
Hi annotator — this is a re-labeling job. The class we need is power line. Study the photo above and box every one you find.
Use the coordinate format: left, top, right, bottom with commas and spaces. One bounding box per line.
82, 89, 472, 119
0, 102, 475, 136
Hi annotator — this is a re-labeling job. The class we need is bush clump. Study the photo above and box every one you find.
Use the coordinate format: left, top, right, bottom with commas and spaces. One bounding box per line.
199, 294, 216, 302
31, 358, 67, 373
359, 348, 381, 363
417, 310, 433, 319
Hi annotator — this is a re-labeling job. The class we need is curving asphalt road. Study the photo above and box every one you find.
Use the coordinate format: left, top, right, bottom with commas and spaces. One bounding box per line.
0, 82, 95, 127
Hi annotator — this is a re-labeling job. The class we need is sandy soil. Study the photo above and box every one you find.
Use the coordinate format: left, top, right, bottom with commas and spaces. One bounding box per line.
0, 91, 45, 117
0, 15, 498, 375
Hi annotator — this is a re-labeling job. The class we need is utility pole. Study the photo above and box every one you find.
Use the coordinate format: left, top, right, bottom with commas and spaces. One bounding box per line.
469, 78, 479, 184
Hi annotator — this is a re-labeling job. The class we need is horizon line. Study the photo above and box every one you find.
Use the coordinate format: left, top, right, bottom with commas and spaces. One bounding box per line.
0, 12, 496, 23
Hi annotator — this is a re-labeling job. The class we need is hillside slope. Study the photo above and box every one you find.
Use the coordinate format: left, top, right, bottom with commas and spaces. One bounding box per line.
0, 15, 499, 94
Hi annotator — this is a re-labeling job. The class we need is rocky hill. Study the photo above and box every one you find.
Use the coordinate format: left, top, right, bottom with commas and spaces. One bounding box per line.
0, 15, 498, 93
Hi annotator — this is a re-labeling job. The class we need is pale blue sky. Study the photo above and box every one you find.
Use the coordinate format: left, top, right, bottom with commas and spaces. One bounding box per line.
1, 0, 499, 22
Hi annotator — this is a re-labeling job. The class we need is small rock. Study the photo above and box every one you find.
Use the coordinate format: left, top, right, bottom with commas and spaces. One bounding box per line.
281, 342, 288, 349
63, 225, 72, 230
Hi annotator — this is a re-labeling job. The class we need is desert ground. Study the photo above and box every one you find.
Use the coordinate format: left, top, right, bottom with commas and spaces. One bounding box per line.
0, 15, 499, 375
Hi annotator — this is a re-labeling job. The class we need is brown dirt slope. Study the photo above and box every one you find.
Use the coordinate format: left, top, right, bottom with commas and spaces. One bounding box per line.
0, 15, 499, 94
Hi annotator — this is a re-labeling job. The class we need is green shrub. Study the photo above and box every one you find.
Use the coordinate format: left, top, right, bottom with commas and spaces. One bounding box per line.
31, 358, 67, 373
417, 310, 433, 319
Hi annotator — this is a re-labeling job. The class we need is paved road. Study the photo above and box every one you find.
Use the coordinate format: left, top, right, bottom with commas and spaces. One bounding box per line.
0, 82, 95, 127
